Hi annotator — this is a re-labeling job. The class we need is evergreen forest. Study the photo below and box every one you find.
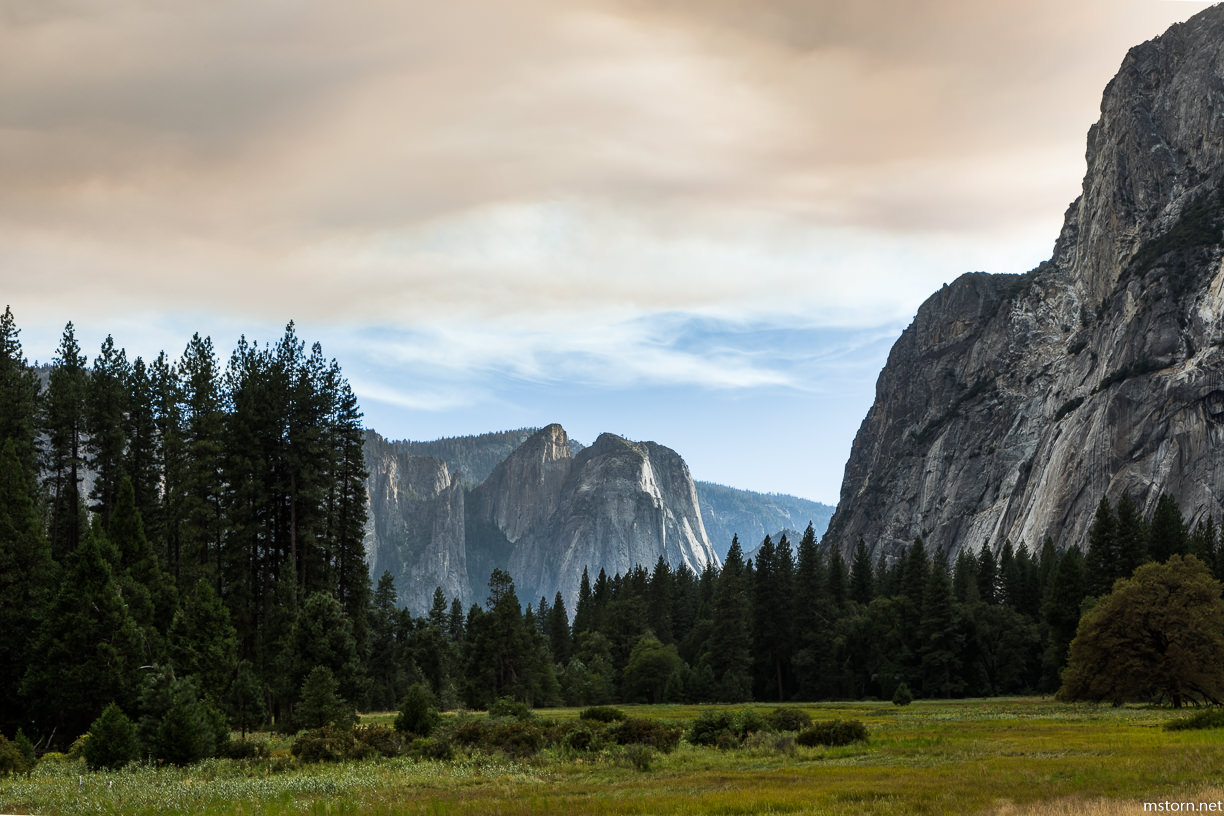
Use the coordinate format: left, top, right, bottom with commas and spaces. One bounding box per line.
1, 305, 1221, 760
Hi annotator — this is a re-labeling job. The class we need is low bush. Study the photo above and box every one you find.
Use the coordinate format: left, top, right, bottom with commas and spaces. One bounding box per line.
407, 736, 454, 761
579, 706, 627, 723
734, 710, 771, 739
610, 718, 682, 753
688, 709, 770, 748
623, 744, 655, 772
488, 697, 535, 721
485, 720, 545, 758
290, 724, 374, 763
561, 724, 597, 753
0, 735, 27, 777
688, 710, 737, 747
354, 723, 402, 757
448, 716, 489, 748
221, 738, 271, 760
797, 720, 869, 747
1165, 709, 1224, 731
766, 707, 812, 732
892, 682, 914, 706
13, 729, 36, 771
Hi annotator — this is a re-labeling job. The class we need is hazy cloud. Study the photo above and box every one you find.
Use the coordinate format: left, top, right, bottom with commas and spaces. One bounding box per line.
1, 0, 1214, 373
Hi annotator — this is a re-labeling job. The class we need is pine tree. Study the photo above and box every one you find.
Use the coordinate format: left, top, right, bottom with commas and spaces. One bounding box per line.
791, 522, 831, 699
548, 591, 572, 664
1086, 497, 1119, 596
178, 334, 225, 590
1115, 494, 1149, 578
976, 542, 998, 604
124, 357, 161, 528
918, 553, 960, 698
111, 477, 178, 652
849, 539, 874, 605
0, 441, 57, 734
297, 665, 354, 729
1149, 493, 1188, 562
573, 567, 595, 635
42, 323, 88, 561
708, 536, 752, 701
1040, 546, 1087, 690
86, 335, 130, 528
646, 556, 674, 644
170, 578, 239, 702
291, 591, 365, 708
0, 307, 41, 491
228, 660, 266, 737
752, 534, 793, 701
22, 525, 147, 741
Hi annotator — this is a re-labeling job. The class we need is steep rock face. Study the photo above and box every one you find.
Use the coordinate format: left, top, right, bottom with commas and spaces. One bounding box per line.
828, 6, 1224, 558
365, 425, 720, 612
469, 424, 574, 546
507, 433, 719, 606
363, 432, 472, 611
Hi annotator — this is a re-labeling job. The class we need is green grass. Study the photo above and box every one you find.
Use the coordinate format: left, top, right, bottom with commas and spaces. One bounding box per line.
4, 698, 1223, 816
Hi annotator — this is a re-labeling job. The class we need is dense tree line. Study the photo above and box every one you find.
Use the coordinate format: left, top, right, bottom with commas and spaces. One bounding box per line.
361, 491, 1222, 712
0, 308, 368, 747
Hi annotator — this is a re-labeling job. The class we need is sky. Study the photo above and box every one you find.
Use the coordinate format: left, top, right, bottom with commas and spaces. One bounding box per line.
1, 0, 1216, 504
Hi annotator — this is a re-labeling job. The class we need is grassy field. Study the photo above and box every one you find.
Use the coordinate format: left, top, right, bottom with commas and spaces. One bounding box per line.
3, 698, 1223, 815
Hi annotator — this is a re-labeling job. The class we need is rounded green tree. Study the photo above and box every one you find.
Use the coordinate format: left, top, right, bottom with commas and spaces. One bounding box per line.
83, 703, 140, 770
1058, 555, 1224, 708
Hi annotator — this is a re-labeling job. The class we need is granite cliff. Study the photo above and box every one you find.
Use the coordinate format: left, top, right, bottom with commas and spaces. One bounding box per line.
827, 6, 1224, 558
364, 425, 721, 612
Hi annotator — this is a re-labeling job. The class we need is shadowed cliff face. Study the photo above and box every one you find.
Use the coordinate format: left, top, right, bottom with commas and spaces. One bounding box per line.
828, 5, 1224, 559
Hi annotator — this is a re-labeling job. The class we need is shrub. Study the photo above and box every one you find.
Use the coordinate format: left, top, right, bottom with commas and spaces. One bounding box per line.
561, 725, 597, 753
394, 683, 439, 737
624, 744, 655, 772
797, 720, 869, 747
610, 717, 682, 753
13, 729, 36, 771
221, 738, 271, 760
448, 716, 489, 747
892, 682, 914, 706
1165, 709, 1224, 731
734, 710, 770, 739
687, 710, 770, 748
290, 724, 373, 763
354, 723, 402, 757
488, 697, 535, 720
579, 706, 627, 723
407, 736, 453, 761
766, 707, 812, 733
0, 735, 26, 777
688, 710, 738, 747
82, 703, 140, 770
485, 720, 545, 758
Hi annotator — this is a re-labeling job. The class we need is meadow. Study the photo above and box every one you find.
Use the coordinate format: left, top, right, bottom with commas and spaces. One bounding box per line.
3, 698, 1222, 816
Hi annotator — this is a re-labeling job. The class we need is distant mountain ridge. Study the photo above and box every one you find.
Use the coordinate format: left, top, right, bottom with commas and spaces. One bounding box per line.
363, 425, 830, 611
695, 482, 833, 559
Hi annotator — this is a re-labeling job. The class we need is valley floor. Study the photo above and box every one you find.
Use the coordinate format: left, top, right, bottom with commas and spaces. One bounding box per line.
3, 698, 1222, 816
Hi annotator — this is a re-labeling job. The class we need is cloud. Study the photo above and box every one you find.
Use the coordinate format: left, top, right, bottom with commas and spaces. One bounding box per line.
0, 0, 1214, 348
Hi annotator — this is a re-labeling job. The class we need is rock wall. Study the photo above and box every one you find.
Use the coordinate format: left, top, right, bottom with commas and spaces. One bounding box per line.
827, 6, 1224, 559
